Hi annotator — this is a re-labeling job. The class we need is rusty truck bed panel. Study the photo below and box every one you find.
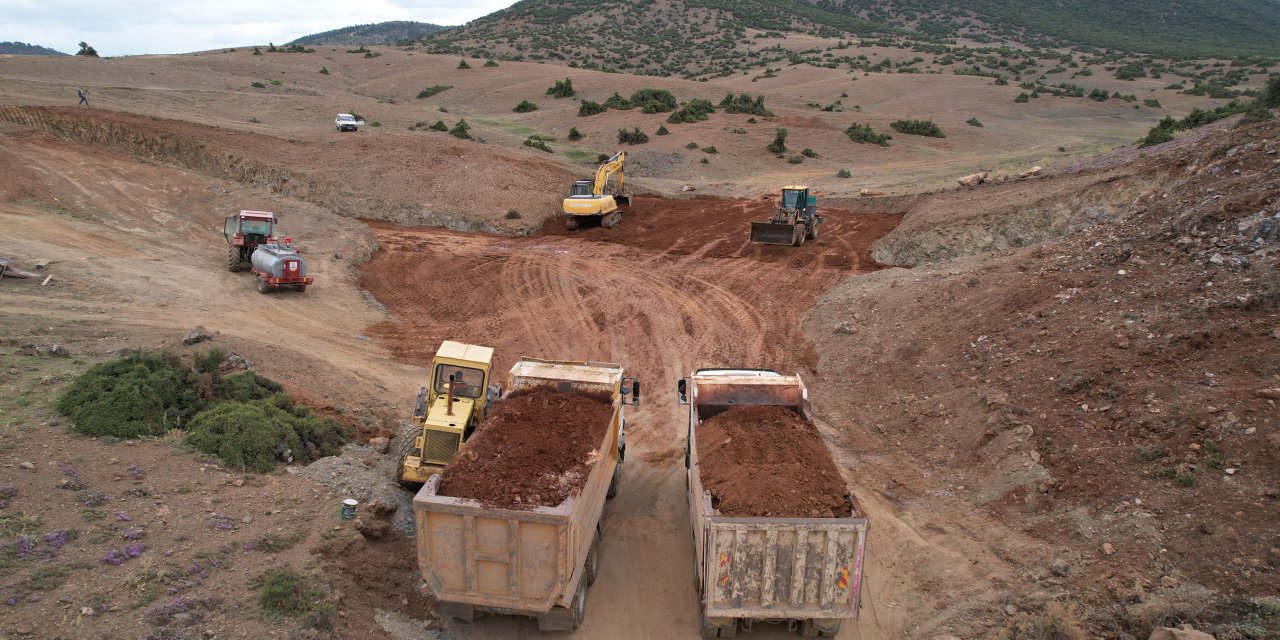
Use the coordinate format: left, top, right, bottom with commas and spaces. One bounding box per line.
413, 360, 622, 616
686, 370, 868, 623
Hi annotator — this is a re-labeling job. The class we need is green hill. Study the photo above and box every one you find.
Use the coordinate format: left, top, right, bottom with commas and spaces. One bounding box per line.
288, 21, 450, 46
0, 41, 68, 56
811, 0, 1280, 58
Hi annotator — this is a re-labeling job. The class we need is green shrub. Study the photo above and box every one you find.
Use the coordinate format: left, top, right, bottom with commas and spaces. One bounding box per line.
890, 119, 946, 138
685, 141, 699, 149
255, 568, 320, 615
416, 85, 451, 99
513, 100, 538, 113
567, 127, 583, 141
250, 82, 266, 89
703, 146, 718, 154
449, 119, 471, 139
252, 47, 261, 56
603, 93, 634, 110
546, 78, 575, 98
213, 372, 282, 403
630, 88, 677, 113
578, 100, 606, 117
747, 117, 757, 124
1015, 93, 1030, 103
57, 352, 203, 437
787, 155, 804, 164
523, 137, 552, 152
483, 59, 498, 67
655, 125, 669, 135
457, 59, 470, 69
719, 93, 773, 116
837, 169, 852, 178
1264, 76, 1280, 108
767, 128, 788, 154
700, 157, 709, 164
429, 120, 448, 132
318, 67, 329, 75
617, 127, 649, 145
1143, 98, 1161, 108
186, 395, 348, 472
845, 122, 891, 146
667, 99, 715, 124
966, 117, 984, 127
363, 51, 379, 59
801, 148, 817, 158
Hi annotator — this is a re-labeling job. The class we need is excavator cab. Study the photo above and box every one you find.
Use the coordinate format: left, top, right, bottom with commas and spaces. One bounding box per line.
399, 341, 499, 487
749, 186, 823, 246
569, 180, 593, 197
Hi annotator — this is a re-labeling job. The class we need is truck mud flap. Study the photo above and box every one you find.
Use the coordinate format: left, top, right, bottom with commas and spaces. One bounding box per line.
749, 222, 797, 245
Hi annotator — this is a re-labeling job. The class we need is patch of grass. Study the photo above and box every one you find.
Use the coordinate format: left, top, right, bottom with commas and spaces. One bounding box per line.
564, 149, 596, 163
252, 568, 327, 621
523, 136, 552, 152
702, 146, 718, 154
248, 530, 307, 553
250, 82, 266, 89
1001, 603, 1086, 640
415, 85, 451, 99
27, 566, 68, 591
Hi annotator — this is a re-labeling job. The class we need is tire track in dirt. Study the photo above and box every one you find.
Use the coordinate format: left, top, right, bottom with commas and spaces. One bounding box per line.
359, 197, 903, 639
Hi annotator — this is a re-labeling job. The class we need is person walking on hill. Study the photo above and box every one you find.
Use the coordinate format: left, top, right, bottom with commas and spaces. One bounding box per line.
77, 88, 88, 106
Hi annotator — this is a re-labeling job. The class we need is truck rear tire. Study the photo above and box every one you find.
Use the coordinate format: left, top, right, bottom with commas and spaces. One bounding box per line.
606, 467, 619, 498
700, 614, 737, 638
585, 530, 600, 585
801, 619, 842, 637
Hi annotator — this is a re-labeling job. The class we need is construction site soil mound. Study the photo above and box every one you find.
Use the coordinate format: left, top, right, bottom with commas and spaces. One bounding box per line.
698, 405, 852, 518
438, 387, 614, 509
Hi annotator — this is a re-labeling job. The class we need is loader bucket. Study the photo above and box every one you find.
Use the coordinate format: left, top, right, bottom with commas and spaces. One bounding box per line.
750, 222, 798, 245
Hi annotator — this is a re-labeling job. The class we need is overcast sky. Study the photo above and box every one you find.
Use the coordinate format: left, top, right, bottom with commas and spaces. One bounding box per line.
2, 0, 517, 56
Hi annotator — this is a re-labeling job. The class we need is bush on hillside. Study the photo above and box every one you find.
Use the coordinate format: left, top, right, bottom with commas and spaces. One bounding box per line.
719, 93, 773, 116
667, 99, 715, 124
513, 100, 538, 113
603, 93, 634, 110
890, 119, 946, 138
483, 59, 499, 67
567, 127, 583, 141
547, 78, 575, 99
966, 117, 984, 127
429, 120, 448, 132
457, 59, 471, 69
617, 127, 649, 145
845, 122, 892, 146
1265, 76, 1280, 108
523, 136, 553, 152
56, 352, 203, 438
578, 100, 607, 117
213, 372, 283, 403
186, 395, 348, 473
767, 128, 788, 154
655, 125, 669, 135
630, 88, 677, 113
449, 119, 471, 139
416, 85, 451, 99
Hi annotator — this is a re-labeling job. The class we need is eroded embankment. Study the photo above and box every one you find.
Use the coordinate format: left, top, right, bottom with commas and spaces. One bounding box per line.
0, 105, 568, 233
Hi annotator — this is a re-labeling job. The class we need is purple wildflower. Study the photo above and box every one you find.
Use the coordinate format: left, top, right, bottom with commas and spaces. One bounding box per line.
100, 549, 125, 565
206, 515, 236, 530
125, 543, 147, 558
127, 465, 146, 480
61, 465, 80, 480
14, 535, 37, 558
0, 484, 16, 500
44, 529, 72, 550
28, 595, 40, 603
3, 597, 15, 606
122, 529, 144, 541
114, 511, 130, 521
242, 541, 256, 551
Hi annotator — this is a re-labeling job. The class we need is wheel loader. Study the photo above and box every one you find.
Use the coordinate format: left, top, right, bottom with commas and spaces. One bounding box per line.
563, 150, 631, 230
749, 186, 823, 247
397, 341, 500, 488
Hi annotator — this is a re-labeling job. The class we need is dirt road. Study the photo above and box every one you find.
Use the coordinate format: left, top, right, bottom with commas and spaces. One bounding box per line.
359, 197, 911, 638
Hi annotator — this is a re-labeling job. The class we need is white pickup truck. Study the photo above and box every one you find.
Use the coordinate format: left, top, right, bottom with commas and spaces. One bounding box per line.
334, 113, 362, 132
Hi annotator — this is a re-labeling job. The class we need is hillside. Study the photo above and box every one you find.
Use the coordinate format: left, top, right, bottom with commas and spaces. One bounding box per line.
812, 0, 1280, 58
0, 41, 67, 56
426, 0, 1280, 76
288, 20, 449, 46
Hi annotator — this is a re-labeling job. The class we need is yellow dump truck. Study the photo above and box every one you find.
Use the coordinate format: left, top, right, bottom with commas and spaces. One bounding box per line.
413, 357, 639, 631
398, 341, 499, 487
678, 368, 869, 638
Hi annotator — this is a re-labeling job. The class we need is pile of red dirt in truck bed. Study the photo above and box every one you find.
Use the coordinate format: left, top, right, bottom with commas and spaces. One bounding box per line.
698, 405, 853, 518
438, 386, 614, 509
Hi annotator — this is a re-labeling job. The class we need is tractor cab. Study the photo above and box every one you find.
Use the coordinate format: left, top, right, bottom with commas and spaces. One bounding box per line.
401, 341, 499, 486
224, 210, 277, 272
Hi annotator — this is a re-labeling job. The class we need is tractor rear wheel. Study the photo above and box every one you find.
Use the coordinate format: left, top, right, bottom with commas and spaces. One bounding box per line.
256, 278, 270, 294
227, 246, 242, 272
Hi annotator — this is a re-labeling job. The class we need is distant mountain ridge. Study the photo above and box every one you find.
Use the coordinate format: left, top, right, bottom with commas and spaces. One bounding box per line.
0, 41, 68, 56
289, 21, 450, 46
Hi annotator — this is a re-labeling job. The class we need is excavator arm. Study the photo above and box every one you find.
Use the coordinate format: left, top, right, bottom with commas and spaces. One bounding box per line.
593, 151, 626, 197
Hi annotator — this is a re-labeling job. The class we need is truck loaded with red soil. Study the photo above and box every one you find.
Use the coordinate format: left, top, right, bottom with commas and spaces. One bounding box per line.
680, 368, 868, 639
414, 357, 637, 631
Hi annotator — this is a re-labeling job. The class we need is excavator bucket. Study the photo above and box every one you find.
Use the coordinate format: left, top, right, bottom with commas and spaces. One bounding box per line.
750, 222, 799, 246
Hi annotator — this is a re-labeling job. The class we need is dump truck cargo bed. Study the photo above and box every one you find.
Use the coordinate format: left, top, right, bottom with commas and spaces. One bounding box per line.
680, 369, 868, 638
413, 358, 629, 631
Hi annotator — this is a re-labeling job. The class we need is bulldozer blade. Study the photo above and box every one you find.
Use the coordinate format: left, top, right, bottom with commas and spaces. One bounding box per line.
750, 222, 797, 245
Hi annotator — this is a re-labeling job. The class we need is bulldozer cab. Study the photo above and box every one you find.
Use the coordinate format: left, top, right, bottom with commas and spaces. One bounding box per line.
400, 341, 496, 486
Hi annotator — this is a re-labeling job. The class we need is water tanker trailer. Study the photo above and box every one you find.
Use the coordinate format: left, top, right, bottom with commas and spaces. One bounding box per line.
250, 241, 312, 294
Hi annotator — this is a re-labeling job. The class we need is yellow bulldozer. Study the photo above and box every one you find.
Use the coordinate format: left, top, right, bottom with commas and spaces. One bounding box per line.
749, 185, 824, 246
397, 341, 499, 487
563, 150, 631, 230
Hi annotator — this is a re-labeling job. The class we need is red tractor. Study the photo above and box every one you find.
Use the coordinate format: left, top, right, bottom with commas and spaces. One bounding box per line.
223, 210, 313, 294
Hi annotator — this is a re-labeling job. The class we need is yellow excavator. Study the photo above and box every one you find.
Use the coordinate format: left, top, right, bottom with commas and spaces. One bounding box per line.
563, 150, 631, 230
397, 341, 499, 488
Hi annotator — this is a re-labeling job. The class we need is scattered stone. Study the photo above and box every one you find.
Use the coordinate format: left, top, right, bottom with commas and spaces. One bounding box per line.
991, 171, 1010, 183
232, 478, 245, 487
1255, 388, 1280, 400
241, 516, 252, 524
984, 390, 1009, 407
1148, 626, 1216, 640
859, 188, 886, 197
80, 607, 95, 617
1019, 166, 1043, 178
1208, 253, 1226, 265
369, 437, 390, 454
957, 171, 988, 188
1102, 542, 1116, 555
226, 353, 253, 370
46, 344, 69, 357
19, 461, 36, 470
681, 185, 696, 192
182, 326, 212, 346
832, 322, 858, 335
1004, 604, 1017, 616
1160, 576, 1180, 588
1050, 558, 1070, 577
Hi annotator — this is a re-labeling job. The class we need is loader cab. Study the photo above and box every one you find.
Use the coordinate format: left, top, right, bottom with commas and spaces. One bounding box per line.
401, 341, 497, 486
780, 186, 809, 213
568, 180, 594, 198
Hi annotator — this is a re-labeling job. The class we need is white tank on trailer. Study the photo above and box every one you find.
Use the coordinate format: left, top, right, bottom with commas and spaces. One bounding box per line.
250, 243, 308, 279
